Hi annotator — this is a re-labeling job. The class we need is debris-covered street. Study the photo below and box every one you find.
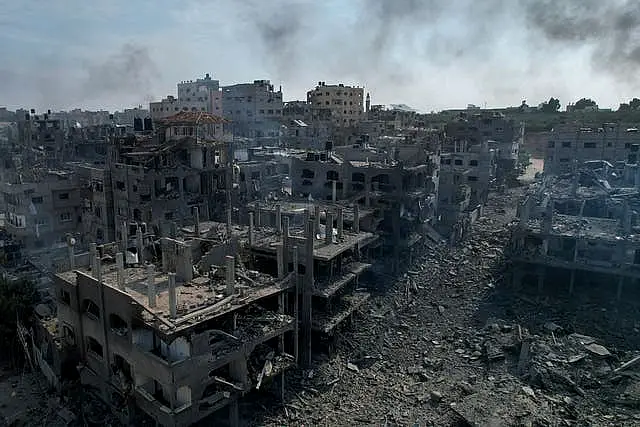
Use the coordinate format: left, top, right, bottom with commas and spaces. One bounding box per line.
248, 188, 640, 427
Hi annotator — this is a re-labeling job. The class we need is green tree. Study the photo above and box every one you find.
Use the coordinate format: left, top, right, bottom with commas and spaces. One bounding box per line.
573, 98, 597, 110
541, 97, 561, 113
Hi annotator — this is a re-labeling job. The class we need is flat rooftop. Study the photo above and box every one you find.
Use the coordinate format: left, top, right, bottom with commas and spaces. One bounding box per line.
251, 226, 378, 262
57, 262, 292, 334
246, 200, 376, 222
524, 214, 640, 243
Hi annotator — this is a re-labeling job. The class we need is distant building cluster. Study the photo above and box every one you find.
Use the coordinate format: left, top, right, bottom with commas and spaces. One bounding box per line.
0, 73, 525, 427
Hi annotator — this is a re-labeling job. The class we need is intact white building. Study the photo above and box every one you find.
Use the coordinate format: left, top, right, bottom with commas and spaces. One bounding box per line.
150, 74, 223, 121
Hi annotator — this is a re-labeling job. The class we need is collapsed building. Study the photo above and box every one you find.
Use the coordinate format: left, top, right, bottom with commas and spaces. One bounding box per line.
288, 140, 440, 271
445, 111, 522, 183
437, 140, 497, 241
544, 123, 640, 175
108, 111, 230, 244
34, 194, 378, 426
511, 167, 640, 299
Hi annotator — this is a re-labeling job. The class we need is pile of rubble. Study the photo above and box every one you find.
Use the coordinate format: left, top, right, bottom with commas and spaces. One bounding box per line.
251, 188, 640, 426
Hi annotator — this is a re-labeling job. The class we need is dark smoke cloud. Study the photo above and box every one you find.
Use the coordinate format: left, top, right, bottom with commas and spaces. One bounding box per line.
522, 0, 640, 77
81, 43, 159, 102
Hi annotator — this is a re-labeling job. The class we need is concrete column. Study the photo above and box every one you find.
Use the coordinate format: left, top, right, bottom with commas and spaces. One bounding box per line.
325, 212, 333, 244
229, 400, 239, 427
314, 205, 321, 236
617, 276, 624, 301
623, 201, 632, 234
293, 245, 299, 363
248, 212, 255, 246
276, 205, 282, 234
519, 197, 530, 227
67, 239, 75, 270
569, 269, 575, 295
168, 273, 177, 318
353, 204, 360, 233
170, 221, 178, 238
161, 238, 169, 272
537, 268, 545, 293
193, 206, 200, 237
90, 243, 97, 276
365, 175, 371, 207
121, 221, 128, 252
225, 255, 235, 296
147, 264, 156, 308
337, 208, 344, 240
116, 252, 125, 291
283, 216, 290, 274
176, 242, 193, 282
94, 256, 102, 284
256, 208, 261, 227
302, 220, 314, 367
276, 244, 284, 279
136, 224, 144, 264
332, 180, 337, 202
226, 207, 232, 236
543, 200, 554, 234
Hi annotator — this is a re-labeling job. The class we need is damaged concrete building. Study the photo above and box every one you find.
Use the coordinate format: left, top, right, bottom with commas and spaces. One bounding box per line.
108, 111, 230, 243
511, 168, 640, 299
445, 110, 522, 183
544, 123, 640, 175
437, 140, 497, 241
54, 229, 296, 426
288, 140, 440, 271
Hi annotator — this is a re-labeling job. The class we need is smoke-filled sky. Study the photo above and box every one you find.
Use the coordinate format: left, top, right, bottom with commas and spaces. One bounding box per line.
2, 0, 640, 112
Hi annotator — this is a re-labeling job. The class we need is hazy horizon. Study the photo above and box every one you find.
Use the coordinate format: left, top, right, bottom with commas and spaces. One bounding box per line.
2, 0, 640, 113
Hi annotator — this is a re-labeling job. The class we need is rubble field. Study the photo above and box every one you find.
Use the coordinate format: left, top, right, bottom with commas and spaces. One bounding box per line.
245, 188, 640, 427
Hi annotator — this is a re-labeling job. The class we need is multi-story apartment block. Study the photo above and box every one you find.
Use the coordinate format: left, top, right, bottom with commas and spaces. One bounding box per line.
76, 164, 116, 245
0, 170, 82, 270
306, 82, 364, 128
109, 112, 229, 244
222, 80, 283, 138
544, 123, 640, 175
150, 74, 223, 121
438, 142, 497, 240
446, 111, 522, 181
289, 141, 440, 271
511, 171, 640, 300
54, 235, 295, 426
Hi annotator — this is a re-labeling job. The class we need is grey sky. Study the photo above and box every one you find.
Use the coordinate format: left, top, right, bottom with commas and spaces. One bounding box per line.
1, 0, 639, 112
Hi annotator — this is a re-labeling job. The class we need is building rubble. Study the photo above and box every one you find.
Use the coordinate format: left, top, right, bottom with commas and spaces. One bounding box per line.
249, 189, 640, 427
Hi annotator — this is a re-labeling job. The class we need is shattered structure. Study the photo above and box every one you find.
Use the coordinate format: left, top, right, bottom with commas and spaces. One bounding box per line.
545, 122, 640, 175
55, 231, 295, 426
511, 168, 640, 299
108, 111, 230, 242
289, 140, 440, 271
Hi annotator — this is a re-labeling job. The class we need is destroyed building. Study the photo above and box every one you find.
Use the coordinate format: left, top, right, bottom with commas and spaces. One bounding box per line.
288, 141, 439, 271
544, 123, 640, 175
0, 169, 82, 271
222, 80, 283, 139
445, 111, 522, 183
511, 168, 640, 299
306, 82, 365, 128
108, 111, 229, 243
437, 140, 497, 241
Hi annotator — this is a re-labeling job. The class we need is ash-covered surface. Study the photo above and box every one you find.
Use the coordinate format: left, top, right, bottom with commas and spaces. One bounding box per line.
243, 188, 640, 427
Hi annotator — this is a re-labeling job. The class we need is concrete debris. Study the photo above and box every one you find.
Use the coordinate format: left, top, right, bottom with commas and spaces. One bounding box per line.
254, 188, 640, 427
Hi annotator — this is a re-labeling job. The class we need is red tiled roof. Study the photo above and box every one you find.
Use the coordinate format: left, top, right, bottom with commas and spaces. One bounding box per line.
159, 111, 229, 125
